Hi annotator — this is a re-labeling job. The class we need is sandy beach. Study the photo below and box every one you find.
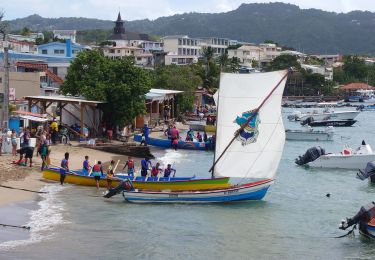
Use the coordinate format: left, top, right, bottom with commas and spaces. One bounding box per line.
0, 143, 143, 207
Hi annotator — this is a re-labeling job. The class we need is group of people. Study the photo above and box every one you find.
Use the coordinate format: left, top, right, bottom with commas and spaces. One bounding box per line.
140, 157, 176, 178
185, 129, 208, 143
58, 155, 176, 190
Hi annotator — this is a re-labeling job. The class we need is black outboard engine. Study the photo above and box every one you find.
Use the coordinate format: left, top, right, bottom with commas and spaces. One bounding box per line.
300, 116, 314, 126
357, 161, 375, 182
295, 146, 325, 166
339, 202, 375, 233
103, 179, 134, 198
357, 105, 365, 111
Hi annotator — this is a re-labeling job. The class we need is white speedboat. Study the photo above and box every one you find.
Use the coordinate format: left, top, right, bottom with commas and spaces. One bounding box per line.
296, 142, 375, 169
298, 109, 360, 122
285, 126, 334, 141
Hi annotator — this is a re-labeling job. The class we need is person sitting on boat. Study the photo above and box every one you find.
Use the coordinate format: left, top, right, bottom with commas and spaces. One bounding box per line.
82, 155, 91, 175
196, 132, 203, 142
151, 162, 162, 177
164, 164, 176, 178
60, 152, 70, 185
92, 161, 104, 189
123, 156, 135, 177
164, 125, 171, 139
187, 129, 194, 141
140, 157, 152, 177
185, 133, 190, 142
107, 160, 116, 189
203, 131, 208, 143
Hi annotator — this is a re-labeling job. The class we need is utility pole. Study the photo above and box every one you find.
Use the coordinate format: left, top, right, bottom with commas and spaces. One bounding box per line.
2, 34, 9, 130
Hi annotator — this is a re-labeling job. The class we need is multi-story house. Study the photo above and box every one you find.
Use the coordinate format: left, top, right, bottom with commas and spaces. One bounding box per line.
259, 43, 282, 63
162, 35, 200, 65
199, 37, 229, 56
228, 45, 263, 66
37, 40, 90, 57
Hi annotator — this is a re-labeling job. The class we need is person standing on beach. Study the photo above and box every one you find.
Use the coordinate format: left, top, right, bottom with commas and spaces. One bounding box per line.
140, 157, 152, 177
11, 129, 17, 157
82, 155, 91, 175
60, 152, 69, 185
40, 141, 49, 171
92, 161, 104, 189
106, 160, 115, 189
123, 156, 135, 177
50, 118, 59, 144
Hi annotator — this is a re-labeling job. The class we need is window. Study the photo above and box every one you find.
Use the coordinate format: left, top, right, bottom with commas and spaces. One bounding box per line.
137, 57, 142, 61
117, 50, 120, 53
42, 50, 47, 54
178, 39, 182, 45
53, 49, 64, 54
178, 48, 182, 55
110, 49, 115, 53
0, 77, 2, 83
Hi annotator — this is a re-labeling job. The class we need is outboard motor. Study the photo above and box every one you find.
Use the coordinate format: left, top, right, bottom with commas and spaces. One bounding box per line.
300, 116, 314, 126
295, 146, 325, 166
103, 179, 134, 198
357, 161, 375, 181
339, 202, 375, 235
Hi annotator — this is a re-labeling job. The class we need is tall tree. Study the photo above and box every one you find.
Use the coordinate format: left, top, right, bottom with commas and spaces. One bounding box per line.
61, 50, 151, 127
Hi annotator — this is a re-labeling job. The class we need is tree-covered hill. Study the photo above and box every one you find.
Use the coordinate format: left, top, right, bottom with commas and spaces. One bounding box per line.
6, 3, 375, 54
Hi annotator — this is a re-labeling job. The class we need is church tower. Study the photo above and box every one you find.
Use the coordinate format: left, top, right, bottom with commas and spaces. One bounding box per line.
113, 12, 125, 35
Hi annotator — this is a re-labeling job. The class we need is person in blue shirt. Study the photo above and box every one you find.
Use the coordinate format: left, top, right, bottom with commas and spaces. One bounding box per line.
164, 164, 176, 178
141, 124, 149, 143
140, 157, 152, 177
82, 155, 91, 175
60, 152, 69, 185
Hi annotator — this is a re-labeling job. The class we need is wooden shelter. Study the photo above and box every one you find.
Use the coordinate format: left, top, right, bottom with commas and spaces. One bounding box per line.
340, 83, 374, 92
24, 95, 103, 136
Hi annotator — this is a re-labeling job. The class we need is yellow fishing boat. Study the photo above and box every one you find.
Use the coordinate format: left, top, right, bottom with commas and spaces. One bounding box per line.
42, 168, 230, 191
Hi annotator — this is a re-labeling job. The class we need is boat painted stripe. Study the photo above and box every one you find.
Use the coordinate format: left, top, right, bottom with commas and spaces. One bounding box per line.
123, 186, 269, 202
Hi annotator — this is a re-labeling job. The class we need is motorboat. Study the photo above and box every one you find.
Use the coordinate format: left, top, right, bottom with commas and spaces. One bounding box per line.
298, 109, 360, 122
285, 126, 334, 141
295, 141, 375, 169
339, 202, 375, 239
300, 117, 357, 127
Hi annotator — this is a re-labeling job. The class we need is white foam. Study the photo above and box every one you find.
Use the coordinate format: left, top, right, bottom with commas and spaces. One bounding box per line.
0, 184, 69, 251
157, 149, 184, 168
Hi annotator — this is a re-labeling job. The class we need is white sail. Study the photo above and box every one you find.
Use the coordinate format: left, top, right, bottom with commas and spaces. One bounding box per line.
214, 70, 288, 179
213, 91, 218, 105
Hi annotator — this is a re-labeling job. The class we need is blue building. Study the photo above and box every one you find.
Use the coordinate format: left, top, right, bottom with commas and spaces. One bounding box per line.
37, 40, 90, 57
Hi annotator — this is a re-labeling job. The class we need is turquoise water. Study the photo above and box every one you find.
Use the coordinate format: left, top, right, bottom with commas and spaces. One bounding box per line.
2, 108, 375, 259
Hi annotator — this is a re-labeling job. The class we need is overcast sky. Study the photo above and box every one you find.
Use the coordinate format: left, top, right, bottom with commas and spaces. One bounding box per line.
2, 0, 375, 20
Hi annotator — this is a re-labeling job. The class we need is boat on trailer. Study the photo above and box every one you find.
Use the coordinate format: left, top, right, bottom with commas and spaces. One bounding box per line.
105, 70, 288, 203
42, 168, 230, 191
339, 202, 375, 239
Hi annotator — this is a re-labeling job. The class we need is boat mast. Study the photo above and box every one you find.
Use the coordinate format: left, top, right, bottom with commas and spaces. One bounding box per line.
211, 87, 221, 178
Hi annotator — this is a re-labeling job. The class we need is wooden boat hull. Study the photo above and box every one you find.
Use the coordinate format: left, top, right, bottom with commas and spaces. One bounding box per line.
308, 154, 375, 169
134, 134, 213, 151
42, 169, 230, 191
360, 222, 375, 239
122, 179, 273, 203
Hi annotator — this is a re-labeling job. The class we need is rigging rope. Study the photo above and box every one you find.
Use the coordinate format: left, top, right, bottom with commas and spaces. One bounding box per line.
209, 70, 290, 173
0, 185, 48, 194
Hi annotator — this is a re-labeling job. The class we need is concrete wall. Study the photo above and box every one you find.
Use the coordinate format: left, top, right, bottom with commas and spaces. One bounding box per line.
0, 72, 40, 100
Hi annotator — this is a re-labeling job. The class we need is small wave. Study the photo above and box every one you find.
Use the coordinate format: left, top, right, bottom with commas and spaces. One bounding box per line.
157, 149, 184, 167
0, 184, 68, 251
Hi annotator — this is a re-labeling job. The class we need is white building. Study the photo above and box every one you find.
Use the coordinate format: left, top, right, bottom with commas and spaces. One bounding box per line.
228, 45, 263, 67
259, 43, 282, 62
199, 37, 229, 56
53, 30, 77, 43
162, 35, 200, 65
102, 46, 153, 67
301, 64, 333, 81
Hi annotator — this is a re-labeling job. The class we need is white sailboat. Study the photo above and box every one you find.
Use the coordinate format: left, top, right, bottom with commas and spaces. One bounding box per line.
118, 70, 289, 203
285, 126, 334, 141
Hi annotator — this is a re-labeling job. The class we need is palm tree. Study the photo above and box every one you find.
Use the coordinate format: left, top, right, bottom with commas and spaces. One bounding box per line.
217, 53, 229, 72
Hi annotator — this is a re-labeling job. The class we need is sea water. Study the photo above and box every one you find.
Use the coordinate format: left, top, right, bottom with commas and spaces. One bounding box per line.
2, 108, 375, 259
